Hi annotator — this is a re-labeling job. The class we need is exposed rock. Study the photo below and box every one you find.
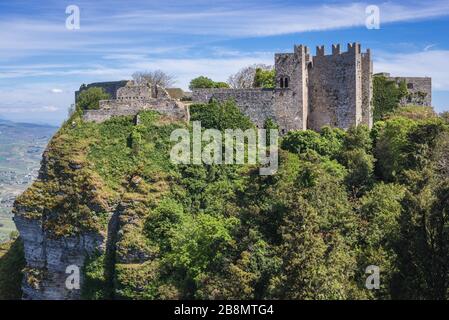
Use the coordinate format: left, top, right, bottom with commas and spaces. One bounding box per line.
14, 214, 106, 300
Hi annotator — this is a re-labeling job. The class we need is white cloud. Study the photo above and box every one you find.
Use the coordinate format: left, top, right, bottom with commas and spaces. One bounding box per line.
0, 105, 59, 113
50, 88, 63, 93
0, 1, 449, 59
374, 49, 449, 91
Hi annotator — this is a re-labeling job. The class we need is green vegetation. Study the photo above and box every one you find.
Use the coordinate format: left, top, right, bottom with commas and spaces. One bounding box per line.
76, 87, 110, 111
189, 76, 230, 90
0, 238, 25, 300
253, 68, 275, 88
7, 96, 449, 300
373, 75, 408, 121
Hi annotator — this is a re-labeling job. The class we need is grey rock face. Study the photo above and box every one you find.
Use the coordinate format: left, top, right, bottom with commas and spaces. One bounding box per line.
14, 214, 105, 300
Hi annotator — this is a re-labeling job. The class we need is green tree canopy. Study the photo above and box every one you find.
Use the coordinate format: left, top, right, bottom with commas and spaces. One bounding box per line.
253, 68, 275, 88
189, 76, 230, 90
77, 87, 110, 111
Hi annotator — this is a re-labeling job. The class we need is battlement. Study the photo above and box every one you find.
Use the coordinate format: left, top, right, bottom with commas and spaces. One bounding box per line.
308, 43, 368, 58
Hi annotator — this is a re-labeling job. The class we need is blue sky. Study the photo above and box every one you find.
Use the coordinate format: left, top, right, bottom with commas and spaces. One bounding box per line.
1, 0, 449, 125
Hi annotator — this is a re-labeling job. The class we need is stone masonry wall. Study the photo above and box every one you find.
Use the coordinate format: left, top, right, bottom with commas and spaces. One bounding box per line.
83, 98, 189, 123
308, 43, 363, 131
192, 88, 276, 128
75, 80, 128, 102
274, 45, 310, 132
387, 76, 432, 107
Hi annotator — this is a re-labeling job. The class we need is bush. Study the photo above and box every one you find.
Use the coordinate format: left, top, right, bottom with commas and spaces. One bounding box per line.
281, 127, 345, 158
0, 239, 25, 300
189, 77, 230, 90
373, 75, 408, 122
77, 87, 110, 111
189, 100, 253, 131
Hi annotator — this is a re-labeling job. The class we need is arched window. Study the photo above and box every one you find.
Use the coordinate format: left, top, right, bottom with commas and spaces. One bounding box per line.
279, 76, 290, 89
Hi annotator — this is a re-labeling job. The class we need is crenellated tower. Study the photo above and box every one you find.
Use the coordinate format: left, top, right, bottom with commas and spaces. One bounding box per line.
307, 42, 372, 131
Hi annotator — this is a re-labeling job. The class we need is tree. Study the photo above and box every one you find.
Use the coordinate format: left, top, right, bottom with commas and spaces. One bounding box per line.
253, 68, 275, 88
373, 75, 408, 122
189, 99, 253, 131
343, 125, 372, 153
281, 127, 345, 158
0, 239, 25, 299
77, 87, 110, 111
189, 76, 230, 90
227, 64, 273, 89
357, 183, 404, 299
393, 122, 449, 299
374, 117, 417, 181
340, 148, 374, 196
132, 70, 176, 88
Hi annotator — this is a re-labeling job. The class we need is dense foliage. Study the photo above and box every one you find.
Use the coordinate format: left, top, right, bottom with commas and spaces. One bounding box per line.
5, 95, 449, 300
373, 75, 408, 121
253, 68, 276, 88
76, 87, 110, 111
189, 76, 230, 90
0, 238, 25, 299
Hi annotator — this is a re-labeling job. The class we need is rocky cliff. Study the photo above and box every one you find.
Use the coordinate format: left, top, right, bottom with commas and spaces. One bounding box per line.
12, 110, 188, 299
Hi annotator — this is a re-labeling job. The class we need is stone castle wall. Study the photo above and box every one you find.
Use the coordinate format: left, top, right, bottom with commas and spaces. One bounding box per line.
75, 80, 128, 101
274, 45, 310, 132
386, 76, 432, 107
192, 88, 276, 128
361, 51, 373, 128
83, 98, 189, 123
192, 43, 374, 132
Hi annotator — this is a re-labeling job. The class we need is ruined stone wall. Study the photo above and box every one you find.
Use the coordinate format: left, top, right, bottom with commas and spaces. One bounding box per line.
116, 84, 152, 100
75, 80, 128, 102
192, 88, 276, 128
308, 43, 363, 131
387, 76, 432, 107
83, 98, 189, 123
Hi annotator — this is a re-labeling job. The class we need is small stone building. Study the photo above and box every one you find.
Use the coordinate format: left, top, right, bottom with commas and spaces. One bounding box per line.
82, 81, 189, 123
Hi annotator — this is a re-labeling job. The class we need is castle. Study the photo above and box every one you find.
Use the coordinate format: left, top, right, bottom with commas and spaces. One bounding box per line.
77, 42, 432, 132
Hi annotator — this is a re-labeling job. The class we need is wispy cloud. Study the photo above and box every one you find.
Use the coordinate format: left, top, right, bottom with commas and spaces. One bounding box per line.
1, 1, 449, 58
374, 49, 449, 91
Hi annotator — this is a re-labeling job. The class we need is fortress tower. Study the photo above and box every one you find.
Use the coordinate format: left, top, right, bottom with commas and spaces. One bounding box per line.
273, 45, 311, 132
307, 43, 372, 130
192, 42, 374, 132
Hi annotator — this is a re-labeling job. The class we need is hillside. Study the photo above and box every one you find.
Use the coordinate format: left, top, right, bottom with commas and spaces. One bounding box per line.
1, 103, 449, 300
